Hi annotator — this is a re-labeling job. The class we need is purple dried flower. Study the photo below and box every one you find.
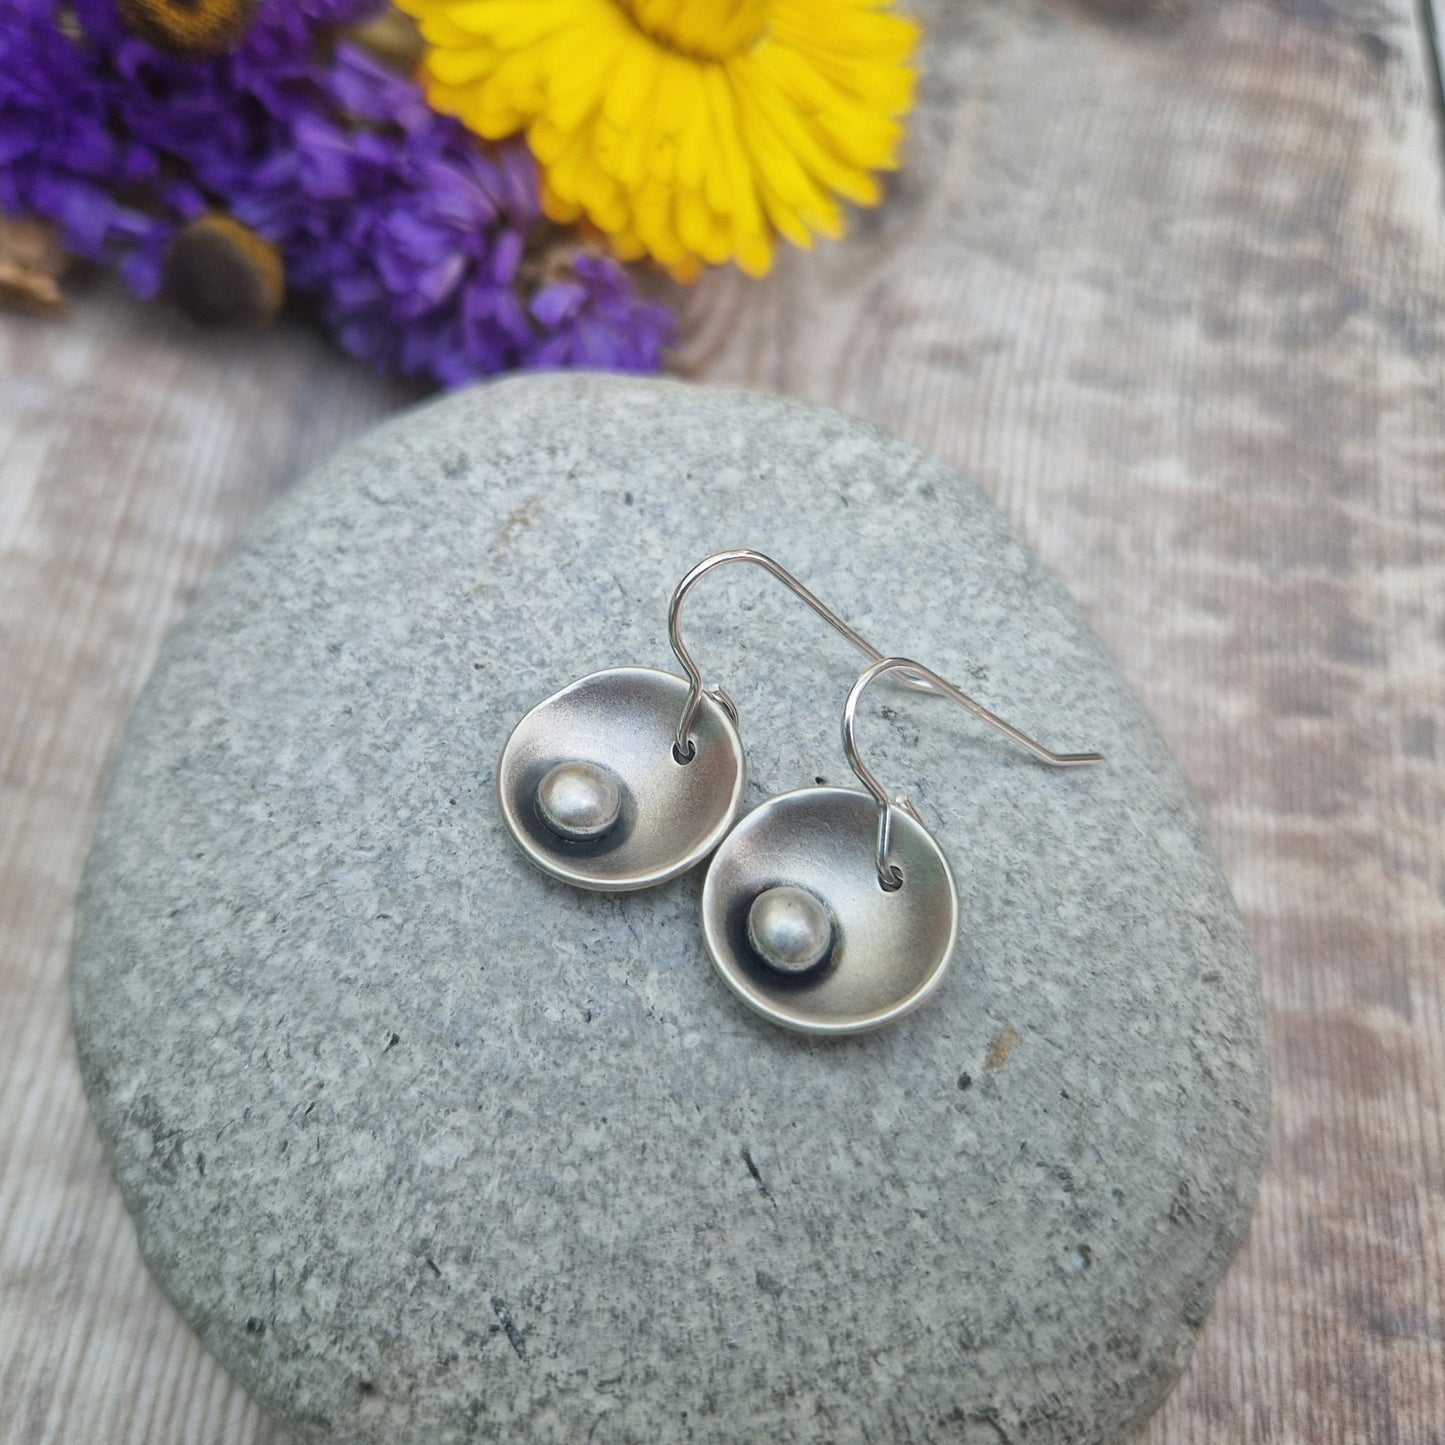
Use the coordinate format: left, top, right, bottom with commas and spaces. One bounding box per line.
529, 253, 674, 370
0, 0, 176, 293
0, 0, 674, 381
224, 44, 671, 382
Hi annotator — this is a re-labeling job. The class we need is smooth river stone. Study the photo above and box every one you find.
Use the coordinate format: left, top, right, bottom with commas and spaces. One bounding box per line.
72, 373, 1269, 1444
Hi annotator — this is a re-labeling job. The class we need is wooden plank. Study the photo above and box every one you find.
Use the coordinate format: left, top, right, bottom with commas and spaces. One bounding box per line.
683, 3, 1445, 1440
2, 0, 1444, 1439
0, 290, 416, 1444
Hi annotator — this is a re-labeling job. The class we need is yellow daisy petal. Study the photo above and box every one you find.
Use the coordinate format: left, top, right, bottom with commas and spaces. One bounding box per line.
396, 0, 919, 277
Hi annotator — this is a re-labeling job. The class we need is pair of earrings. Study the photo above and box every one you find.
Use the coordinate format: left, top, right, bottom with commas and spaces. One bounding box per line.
496, 550, 1103, 1035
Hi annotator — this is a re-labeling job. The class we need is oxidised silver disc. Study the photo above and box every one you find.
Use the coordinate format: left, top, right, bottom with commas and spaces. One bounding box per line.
702, 787, 958, 1034
497, 667, 745, 892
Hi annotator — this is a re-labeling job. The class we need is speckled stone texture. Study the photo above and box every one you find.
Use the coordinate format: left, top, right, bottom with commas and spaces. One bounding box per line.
71, 374, 1269, 1445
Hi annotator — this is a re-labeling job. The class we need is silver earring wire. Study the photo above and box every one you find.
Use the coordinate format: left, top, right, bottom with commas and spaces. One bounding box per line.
667, 549, 935, 761
843, 656, 1106, 890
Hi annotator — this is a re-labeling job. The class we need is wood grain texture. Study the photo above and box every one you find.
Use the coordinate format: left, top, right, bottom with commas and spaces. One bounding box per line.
684, 3, 1445, 1439
0, 294, 416, 1445
2, 0, 1443, 1440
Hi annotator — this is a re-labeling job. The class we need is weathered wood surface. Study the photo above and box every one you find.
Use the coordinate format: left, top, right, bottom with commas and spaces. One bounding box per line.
2, 1, 1443, 1441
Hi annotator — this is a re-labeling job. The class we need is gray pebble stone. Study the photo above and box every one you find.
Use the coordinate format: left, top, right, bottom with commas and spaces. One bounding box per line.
71, 373, 1269, 1445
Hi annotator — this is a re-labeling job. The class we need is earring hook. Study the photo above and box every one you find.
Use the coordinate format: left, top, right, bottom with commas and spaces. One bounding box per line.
667, 550, 935, 761
843, 656, 1106, 890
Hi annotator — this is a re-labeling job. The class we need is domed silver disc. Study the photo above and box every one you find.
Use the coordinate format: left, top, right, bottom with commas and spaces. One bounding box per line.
497, 667, 745, 891
702, 787, 958, 1034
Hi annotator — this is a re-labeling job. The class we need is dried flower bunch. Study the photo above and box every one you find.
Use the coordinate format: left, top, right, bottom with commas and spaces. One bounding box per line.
0, 0, 918, 384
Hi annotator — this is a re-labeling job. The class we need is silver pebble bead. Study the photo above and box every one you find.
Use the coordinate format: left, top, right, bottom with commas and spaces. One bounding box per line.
535, 761, 623, 842
746, 885, 835, 976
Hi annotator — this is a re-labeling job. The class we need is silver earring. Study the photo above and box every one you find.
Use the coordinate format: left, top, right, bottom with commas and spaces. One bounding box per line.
701, 657, 1105, 1035
495, 551, 927, 892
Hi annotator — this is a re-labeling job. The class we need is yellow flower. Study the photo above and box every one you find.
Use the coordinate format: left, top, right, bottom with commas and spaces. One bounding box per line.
396, 0, 919, 279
